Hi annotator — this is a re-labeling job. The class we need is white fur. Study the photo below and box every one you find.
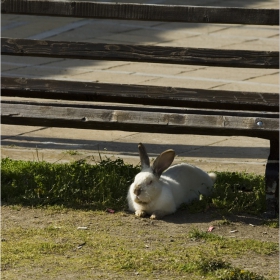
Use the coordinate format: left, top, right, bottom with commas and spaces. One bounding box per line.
127, 163, 215, 219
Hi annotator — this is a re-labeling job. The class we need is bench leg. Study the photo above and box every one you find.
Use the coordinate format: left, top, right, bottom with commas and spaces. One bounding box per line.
263, 139, 279, 218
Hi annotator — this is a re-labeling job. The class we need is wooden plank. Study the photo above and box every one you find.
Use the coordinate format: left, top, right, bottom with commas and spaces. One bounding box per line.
2, 97, 278, 119
1, 0, 279, 25
2, 102, 278, 139
2, 38, 279, 69
1, 77, 279, 112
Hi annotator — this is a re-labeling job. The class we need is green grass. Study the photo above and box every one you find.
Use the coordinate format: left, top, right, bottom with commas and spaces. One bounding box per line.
1, 157, 268, 214
188, 228, 278, 255
181, 256, 267, 280
262, 219, 279, 228
1, 157, 140, 210
63, 150, 81, 156
212, 171, 266, 214
184, 171, 267, 215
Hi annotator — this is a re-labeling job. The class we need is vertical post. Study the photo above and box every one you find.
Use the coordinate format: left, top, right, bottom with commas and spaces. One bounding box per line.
263, 139, 279, 218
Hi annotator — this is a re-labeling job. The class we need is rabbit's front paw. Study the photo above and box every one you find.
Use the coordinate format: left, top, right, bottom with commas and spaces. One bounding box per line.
135, 210, 147, 217
150, 210, 167, 220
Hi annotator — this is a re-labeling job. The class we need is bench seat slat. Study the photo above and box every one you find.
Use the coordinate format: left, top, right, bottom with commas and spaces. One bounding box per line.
2, 102, 278, 139
1, 77, 279, 112
2, 38, 279, 69
1, 0, 279, 25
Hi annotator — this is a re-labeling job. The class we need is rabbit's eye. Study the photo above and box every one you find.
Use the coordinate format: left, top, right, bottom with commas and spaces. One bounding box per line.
147, 180, 153, 185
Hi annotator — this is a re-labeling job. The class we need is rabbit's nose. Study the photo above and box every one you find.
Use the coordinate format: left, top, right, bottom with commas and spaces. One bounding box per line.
134, 187, 142, 196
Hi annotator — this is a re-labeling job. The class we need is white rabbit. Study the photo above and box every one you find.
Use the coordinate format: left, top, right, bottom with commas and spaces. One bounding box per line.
127, 143, 216, 219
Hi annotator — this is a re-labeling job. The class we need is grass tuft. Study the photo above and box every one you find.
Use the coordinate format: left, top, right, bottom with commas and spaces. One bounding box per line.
180, 255, 267, 279
188, 228, 278, 256
194, 256, 231, 274
219, 267, 266, 280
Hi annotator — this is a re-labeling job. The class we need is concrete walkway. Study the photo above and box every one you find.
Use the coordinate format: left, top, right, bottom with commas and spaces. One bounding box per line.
1, 0, 279, 174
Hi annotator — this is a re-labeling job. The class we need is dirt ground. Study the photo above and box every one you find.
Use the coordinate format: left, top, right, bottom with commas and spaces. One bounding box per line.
1, 206, 279, 279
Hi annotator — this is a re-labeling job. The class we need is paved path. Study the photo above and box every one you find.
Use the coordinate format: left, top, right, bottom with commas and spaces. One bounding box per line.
1, 0, 279, 174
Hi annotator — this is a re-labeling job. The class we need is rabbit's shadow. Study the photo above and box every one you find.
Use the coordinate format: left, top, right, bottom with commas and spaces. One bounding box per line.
161, 209, 266, 226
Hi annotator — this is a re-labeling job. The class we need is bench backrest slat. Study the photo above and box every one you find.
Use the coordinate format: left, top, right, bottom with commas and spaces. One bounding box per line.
1, 0, 279, 25
2, 38, 279, 69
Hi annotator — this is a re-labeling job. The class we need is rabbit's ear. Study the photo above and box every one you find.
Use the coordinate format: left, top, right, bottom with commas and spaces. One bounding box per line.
138, 143, 150, 170
152, 149, 175, 177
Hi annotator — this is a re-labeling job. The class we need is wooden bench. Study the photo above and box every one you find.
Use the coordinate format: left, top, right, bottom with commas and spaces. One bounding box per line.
1, 0, 279, 217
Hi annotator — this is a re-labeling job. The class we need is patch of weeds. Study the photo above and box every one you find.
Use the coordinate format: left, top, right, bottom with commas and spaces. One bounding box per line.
181, 171, 266, 215
188, 228, 278, 255
180, 255, 266, 279
1, 157, 140, 210
64, 150, 81, 156
219, 267, 266, 280
194, 256, 230, 274
211, 171, 266, 215
8, 205, 22, 211
216, 217, 232, 226
262, 219, 279, 228
188, 227, 223, 242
